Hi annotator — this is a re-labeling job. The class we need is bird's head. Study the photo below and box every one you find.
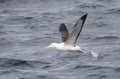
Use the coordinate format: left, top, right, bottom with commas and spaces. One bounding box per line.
47, 43, 58, 48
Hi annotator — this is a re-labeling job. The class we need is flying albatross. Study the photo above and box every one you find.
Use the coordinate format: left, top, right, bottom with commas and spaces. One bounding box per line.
47, 14, 98, 57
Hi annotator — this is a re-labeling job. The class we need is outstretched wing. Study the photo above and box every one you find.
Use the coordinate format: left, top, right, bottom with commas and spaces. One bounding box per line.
64, 14, 87, 47
59, 23, 69, 42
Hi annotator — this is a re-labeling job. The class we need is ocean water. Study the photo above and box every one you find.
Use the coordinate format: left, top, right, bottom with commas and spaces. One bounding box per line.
0, 0, 120, 79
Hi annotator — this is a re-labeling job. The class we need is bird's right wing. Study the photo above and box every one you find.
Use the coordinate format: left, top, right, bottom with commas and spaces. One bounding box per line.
64, 14, 87, 47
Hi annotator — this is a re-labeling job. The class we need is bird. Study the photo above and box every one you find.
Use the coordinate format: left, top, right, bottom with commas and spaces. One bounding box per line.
47, 14, 87, 51
47, 14, 98, 57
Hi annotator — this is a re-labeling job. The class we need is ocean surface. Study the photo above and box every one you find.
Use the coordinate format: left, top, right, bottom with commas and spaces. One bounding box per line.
0, 0, 120, 79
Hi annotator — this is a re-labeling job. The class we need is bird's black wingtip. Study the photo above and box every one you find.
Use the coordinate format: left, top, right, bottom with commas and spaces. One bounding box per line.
80, 13, 88, 19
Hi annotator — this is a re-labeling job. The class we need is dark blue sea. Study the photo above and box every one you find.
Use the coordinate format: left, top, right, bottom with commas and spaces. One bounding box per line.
0, 0, 120, 79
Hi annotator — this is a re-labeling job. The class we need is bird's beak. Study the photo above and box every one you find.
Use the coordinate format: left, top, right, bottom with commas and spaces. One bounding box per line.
45, 46, 50, 48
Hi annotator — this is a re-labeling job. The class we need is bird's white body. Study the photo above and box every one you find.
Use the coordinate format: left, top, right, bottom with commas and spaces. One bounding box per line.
47, 42, 98, 58
47, 42, 82, 51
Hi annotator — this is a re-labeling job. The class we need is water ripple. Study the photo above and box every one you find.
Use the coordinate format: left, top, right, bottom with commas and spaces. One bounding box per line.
106, 7, 120, 15
0, 58, 52, 69
94, 36, 119, 41
77, 3, 103, 9
0, 58, 32, 68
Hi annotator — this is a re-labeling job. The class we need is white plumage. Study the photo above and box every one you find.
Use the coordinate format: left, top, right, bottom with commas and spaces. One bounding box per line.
47, 42, 98, 58
47, 42, 82, 51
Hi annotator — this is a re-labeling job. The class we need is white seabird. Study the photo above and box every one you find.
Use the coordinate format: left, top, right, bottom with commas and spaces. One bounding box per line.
47, 14, 98, 58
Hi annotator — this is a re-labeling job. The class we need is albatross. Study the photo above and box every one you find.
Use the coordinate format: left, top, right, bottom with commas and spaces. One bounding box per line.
47, 14, 87, 50
47, 14, 98, 57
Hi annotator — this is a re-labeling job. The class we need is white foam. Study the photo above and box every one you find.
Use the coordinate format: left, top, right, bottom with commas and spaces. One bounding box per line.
80, 48, 99, 58
90, 51, 99, 58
